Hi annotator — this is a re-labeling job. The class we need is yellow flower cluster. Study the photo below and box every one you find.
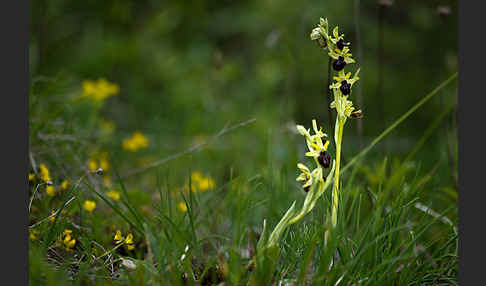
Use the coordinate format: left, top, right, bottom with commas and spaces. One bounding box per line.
82, 78, 119, 102
46, 185, 55, 196
61, 179, 69, 191
122, 132, 149, 152
39, 164, 56, 196
177, 202, 188, 212
89, 152, 111, 172
114, 230, 135, 250
189, 171, 215, 193
29, 229, 40, 241
49, 209, 57, 222
39, 164, 51, 182
83, 200, 96, 212
61, 229, 76, 250
107, 190, 120, 201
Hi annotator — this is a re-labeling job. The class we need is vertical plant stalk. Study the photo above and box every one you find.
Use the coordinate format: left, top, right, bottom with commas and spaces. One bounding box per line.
326, 57, 334, 132
331, 116, 345, 227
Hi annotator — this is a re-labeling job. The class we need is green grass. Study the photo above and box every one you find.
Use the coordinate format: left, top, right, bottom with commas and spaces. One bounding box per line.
28, 74, 458, 285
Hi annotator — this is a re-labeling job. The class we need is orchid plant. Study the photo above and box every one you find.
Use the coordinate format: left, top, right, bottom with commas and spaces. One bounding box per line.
255, 17, 363, 267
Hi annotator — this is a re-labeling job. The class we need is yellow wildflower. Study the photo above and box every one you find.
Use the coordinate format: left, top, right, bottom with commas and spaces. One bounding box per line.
189, 171, 216, 192
107, 190, 120, 201
177, 202, 188, 212
122, 132, 149, 152
49, 210, 57, 222
125, 233, 133, 244
65, 238, 76, 249
82, 78, 119, 102
39, 164, 51, 182
89, 159, 98, 171
83, 200, 96, 212
126, 233, 135, 250
63, 234, 72, 245
88, 152, 111, 172
114, 230, 135, 250
61, 179, 69, 191
191, 171, 203, 182
197, 177, 215, 191
61, 229, 76, 250
99, 157, 110, 171
29, 229, 40, 241
28, 173, 35, 181
46, 186, 55, 196
114, 230, 124, 244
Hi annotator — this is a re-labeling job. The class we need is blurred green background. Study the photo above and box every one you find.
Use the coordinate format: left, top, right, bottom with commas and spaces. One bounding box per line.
29, 0, 458, 203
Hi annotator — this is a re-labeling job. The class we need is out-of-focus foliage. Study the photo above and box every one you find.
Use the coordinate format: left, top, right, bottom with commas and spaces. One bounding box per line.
29, 0, 457, 160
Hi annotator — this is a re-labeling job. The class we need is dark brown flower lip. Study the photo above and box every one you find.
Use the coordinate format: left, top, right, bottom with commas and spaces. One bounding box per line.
318, 151, 331, 168
340, 80, 351, 95
333, 56, 346, 71
336, 39, 348, 50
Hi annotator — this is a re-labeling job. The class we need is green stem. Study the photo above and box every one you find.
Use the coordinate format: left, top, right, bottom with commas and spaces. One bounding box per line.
327, 57, 334, 132
331, 116, 344, 227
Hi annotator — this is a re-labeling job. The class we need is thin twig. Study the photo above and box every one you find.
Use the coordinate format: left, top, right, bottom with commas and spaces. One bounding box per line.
29, 196, 76, 228
341, 72, 458, 174
38, 132, 88, 144
121, 118, 256, 178
29, 151, 38, 174
414, 202, 456, 232
29, 182, 46, 213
